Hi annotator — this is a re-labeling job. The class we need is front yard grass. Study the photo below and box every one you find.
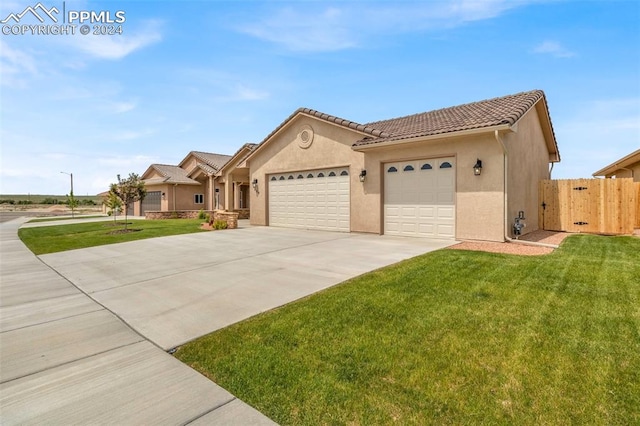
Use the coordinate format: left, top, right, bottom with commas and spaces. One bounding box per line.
176, 234, 640, 425
19, 219, 206, 255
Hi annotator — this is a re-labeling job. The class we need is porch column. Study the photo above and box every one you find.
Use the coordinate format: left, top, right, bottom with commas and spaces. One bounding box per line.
234, 182, 241, 210
224, 178, 232, 211
208, 175, 213, 211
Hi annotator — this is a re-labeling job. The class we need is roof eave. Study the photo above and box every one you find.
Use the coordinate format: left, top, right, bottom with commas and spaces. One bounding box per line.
592, 149, 640, 177
351, 124, 512, 152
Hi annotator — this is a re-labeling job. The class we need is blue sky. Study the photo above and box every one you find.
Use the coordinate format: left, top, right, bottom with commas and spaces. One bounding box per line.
1, 0, 638, 195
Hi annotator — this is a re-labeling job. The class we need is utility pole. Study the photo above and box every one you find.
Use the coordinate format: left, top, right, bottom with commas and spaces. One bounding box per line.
60, 171, 74, 218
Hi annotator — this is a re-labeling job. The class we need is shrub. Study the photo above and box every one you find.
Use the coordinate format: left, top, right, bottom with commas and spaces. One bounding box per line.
171, 211, 179, 219
197, 209, 206, 220
0, 199, 15, 205
42, 197, 58, 204
17, 200, 33, 205
204, 213, 211, 223
213, 219, 228, 230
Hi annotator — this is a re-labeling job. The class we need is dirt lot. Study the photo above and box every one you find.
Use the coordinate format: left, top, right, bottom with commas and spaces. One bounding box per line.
449, 230, 572, 256
0, 205, 102, 223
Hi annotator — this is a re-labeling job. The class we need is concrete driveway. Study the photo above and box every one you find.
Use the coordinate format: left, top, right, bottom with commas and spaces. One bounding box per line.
40, 225, 455, 350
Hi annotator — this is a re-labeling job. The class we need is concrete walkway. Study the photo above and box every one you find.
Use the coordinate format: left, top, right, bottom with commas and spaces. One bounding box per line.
0, 218, 275, 425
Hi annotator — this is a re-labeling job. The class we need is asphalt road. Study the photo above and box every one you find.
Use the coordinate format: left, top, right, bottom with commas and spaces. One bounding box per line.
0, 211, 54, 223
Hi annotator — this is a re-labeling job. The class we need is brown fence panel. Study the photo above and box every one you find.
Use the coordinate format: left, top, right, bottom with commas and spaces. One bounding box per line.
539, 178, 636, 234
636, 183, 640, 228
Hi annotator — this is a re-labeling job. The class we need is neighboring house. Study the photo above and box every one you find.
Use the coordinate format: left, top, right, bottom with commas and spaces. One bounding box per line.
131, 151, 232, 216
592, 149, 640, 182
241, 90, 560, 242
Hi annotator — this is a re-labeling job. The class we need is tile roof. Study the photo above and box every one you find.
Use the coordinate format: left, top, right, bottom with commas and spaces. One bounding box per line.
354, 90, 548, 146
145, 164, 200, 185
190, 151, 233, 171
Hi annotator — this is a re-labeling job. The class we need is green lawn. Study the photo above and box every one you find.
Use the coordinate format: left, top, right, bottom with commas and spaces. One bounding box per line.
176, 235, 640, 425
19, 219, 207, 254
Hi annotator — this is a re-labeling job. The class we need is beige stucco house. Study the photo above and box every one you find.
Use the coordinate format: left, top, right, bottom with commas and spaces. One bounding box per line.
242, 90, 560, 242
593, 149, 640, 182
122, 90, 560, 242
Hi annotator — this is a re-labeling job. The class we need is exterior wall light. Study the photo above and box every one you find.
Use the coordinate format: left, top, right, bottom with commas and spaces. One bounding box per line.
161, 192, 166, 199
252, 178, 258, 191
359, 169, 367, 182
473, 159, 483, 176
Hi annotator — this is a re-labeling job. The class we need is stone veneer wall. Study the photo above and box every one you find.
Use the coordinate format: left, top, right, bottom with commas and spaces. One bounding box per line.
145, 210, 207, 219
213, 211, 239, 229
145, 210, 239, 229
234, 209, 250, 219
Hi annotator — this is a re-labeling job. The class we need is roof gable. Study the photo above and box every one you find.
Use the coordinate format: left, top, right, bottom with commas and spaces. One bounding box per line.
142, 164, 200, 185
593, 149, 640, 177
178, 151, 233, 174
217, 143, 257, 175
244, 108, 389, 163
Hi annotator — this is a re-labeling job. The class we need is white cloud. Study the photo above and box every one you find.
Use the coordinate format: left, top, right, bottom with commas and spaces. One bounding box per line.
533, 40, 576, 58
112, 100, 137, 113
238, 7, 357, 52
215, 84, 269, 102
237, 1, 545, 52
68, 20, 163, 60
0, 39, 38, 86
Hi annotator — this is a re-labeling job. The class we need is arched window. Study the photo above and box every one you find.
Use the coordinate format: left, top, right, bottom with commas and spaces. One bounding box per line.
270, 176, 277, 181
307, 173, 314, 178
317, 172, 325, 177
440, 162, 452, 169
387, 166, 398, 173
340, 170, 348, 176
287, 175, 294, 179
328, 171, 336, 177
279, 176, 285, 180
421, 163, 433, 170
297, 174, 304, 179
403, 165, 415, 171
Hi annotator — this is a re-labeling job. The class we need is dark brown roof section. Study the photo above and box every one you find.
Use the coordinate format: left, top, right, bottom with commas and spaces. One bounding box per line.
354, 90, 551, 146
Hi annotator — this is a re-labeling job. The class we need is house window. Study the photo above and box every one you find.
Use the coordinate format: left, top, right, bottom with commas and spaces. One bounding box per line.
270, 176, 277, 181
297, 174, 304, 179
403, 165, 415, 171
421, 163, 433, 170
440, 162, 452, 169
340, 170, 349, 176
317, 172, 325, 177
194, 194, 204, 204
387, 166, 398, 173
307, 173, 314, 178
328, 171, 336, 177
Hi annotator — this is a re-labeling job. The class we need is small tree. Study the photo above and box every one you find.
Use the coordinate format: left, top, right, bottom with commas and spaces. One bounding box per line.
66, 191, 79, 218
109, 173, 146, 230
104, 191, 123, 224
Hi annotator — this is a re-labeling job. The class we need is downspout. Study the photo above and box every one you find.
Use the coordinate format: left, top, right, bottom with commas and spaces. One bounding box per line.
494, 130, 557, 249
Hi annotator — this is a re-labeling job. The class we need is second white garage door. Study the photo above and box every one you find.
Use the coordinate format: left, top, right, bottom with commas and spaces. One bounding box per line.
384, 157, 455, 239
269, 168, 350, 232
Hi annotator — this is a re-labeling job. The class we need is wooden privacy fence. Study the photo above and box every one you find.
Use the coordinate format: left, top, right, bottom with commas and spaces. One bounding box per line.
539, 178, 638, 235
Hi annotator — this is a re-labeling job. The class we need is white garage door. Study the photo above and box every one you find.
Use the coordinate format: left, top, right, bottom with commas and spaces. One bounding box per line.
384, 157, 455, 239
269, 168, 350, 232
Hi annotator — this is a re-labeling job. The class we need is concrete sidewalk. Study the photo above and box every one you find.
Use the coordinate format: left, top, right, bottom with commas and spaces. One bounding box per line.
0, 218, 275, 425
